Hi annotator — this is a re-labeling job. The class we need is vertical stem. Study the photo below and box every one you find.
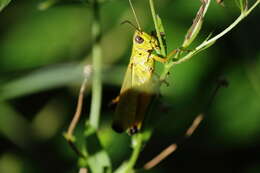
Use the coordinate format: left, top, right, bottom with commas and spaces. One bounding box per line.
149, 0, 166, 56
89, 0, 102, 129
125, 134, 143, 173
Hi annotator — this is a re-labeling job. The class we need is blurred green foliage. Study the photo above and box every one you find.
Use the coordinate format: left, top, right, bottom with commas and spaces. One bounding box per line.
0, 0, 11, 12
0, 0, 259, 173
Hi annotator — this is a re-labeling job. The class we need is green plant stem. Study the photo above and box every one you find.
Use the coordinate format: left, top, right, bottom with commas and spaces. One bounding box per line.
149, 0, 166, 56
89, 0, 102, 129
125, 134, 143, 173
194, 0, 259, 52
160, 0, 259, 81
244, 0, 259, 15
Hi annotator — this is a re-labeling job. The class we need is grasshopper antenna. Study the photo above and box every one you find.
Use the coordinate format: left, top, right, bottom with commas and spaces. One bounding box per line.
121, 20, 141, 32
129, 0, 142, 30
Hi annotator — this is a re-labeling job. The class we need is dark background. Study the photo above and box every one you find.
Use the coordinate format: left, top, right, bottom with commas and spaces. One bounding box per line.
0, 0, 259, 172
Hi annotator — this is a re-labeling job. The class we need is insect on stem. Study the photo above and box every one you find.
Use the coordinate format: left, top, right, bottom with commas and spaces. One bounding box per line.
112, 1, 165, 134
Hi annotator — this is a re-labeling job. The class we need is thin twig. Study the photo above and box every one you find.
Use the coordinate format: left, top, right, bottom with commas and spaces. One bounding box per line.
67, 140, 85, 158
79, 168, 88, 173
173, 0, 259, 66
64, 65, 92, 158
144, 79, 228, 170
143, 114, 203, 170
144, 143, 178, 170
160, 0, 259, 82
66, 66, 92, 139
185, 114, 204, 137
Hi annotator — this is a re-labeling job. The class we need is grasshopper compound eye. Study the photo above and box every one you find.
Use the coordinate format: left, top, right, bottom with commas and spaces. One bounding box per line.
135, 35, 144, 44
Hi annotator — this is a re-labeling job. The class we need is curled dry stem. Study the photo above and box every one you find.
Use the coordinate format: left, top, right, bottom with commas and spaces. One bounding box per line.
64, 65, 92, 158
144, 78, 228, 170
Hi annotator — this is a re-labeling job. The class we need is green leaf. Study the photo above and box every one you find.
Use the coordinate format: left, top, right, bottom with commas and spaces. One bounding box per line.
0, 0, 11, 12
210, 61, 260, 146
182, 0, 211, 48
0, 102, 31, 147
235, 0, 248, 12
156, 15, 167, 51
84, 123, 112, 173
0, 6, 91, 71
0, 64, 84, 100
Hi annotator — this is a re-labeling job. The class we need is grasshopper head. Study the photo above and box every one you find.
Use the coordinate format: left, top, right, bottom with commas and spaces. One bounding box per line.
133, 30, 160, 52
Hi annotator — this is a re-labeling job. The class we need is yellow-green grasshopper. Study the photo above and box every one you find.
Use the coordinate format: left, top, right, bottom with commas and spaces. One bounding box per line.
112, 0, 167, 135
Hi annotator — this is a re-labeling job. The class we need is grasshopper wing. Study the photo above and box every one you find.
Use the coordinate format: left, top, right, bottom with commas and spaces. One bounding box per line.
112, 63, 138, 133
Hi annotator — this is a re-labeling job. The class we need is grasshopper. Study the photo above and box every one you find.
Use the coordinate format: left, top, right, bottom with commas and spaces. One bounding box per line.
112, 0, 167, 135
